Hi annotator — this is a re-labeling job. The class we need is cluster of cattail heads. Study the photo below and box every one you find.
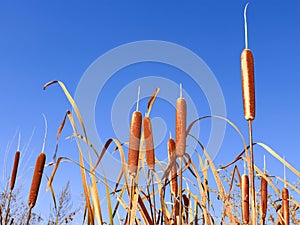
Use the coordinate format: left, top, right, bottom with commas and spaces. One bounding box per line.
127, 85, 188, 176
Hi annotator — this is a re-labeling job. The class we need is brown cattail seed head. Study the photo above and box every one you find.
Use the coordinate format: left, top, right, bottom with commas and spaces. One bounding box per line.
175, 98, 186, 157
168, 138, 178, 197
10, 151, 20, 191
260, 177, 268, 220
241, 49, 255, 121
143, 117, 155, 170
282, 187, 289, 225
128, 111, 142, 175
28, 152, 46, 208
241, 174, 250, 223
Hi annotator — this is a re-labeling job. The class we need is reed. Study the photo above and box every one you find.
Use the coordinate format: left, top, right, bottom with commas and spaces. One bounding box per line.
241, 4, 257, 224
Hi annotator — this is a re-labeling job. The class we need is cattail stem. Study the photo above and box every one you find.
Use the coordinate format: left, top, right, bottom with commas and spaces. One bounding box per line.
248, 120, 257, 225
146, 171, 154, 223
128, 175, 139, 225
178, 157, 183, 225
25, 206, 33, 225
4, 191, 12, 225
146, 170, 156, 224
168, 137, 179, 221
151, 172, 157, 224
128, 176, 134, 224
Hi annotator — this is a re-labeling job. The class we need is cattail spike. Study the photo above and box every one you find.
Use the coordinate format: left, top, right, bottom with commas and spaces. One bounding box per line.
264, 155, 266, 174
143, 117, 155, 170
179, 83, 182, 99
17, 132, 21, 151
128, 111, 142, 175
28, 152, 46, 208
241, 174, 250, 223
10, 151, 20, 191
136, 86, 141, 112
283, 156, 287, 188
168, 138, 178, 198
42, 114, 47, 153
175, 89, 187, 157
260, 176, 268, 222
282, 187, 290, 225
244, 3, 249, 49
241, 49, 255, 120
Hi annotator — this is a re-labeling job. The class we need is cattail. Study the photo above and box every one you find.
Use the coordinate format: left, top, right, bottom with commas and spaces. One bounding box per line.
175, 84, 186, 157
241, 174, 250, 223
28, 152, 46, 208
260, 177, 268, 221
143, 116, 155, 170
282, 187, 289, 225
10, 151, 20, 191
128, 111, 142, 175
241, 5, 257, 225
241, 3, 255, 121
241, 49, 255, 121
168, 138, 178, 197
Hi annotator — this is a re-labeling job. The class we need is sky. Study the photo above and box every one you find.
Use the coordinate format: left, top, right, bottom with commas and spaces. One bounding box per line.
0, 1, 299, 223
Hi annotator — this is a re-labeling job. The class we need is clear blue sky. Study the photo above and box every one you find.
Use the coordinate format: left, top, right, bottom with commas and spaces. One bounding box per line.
0, 1, 299, 223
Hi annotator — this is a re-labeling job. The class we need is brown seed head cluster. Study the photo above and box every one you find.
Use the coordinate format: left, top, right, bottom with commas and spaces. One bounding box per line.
241, 49, 255, 121
10, 151, 20, 191
175, 98, 186, 157
28, 152, 46, 208
128, 111, 142, 175
143, 116, 155, 170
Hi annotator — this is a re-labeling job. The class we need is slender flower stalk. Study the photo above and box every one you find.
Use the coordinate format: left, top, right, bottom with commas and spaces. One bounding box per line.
241, 4, 257, 224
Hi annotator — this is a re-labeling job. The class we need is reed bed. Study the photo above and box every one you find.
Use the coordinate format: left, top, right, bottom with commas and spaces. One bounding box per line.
37, 78, 299, 224
1, 4, 299, 225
